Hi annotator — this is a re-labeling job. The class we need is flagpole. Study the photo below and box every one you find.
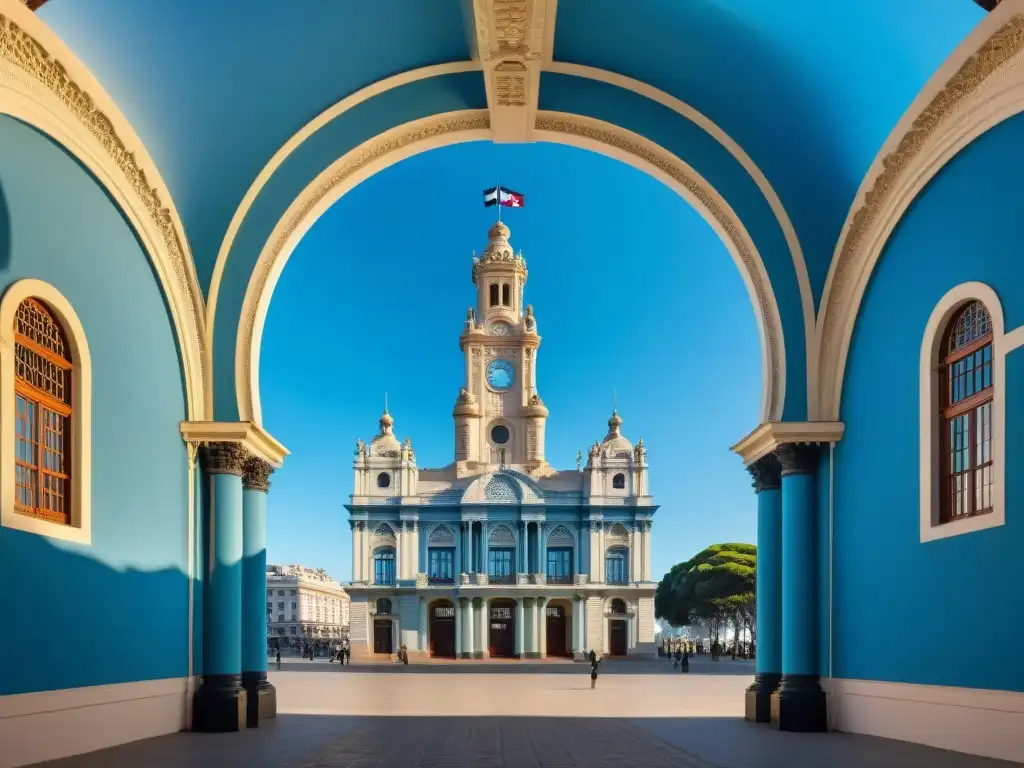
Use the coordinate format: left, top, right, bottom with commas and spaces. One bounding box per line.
496, 181, 501, 223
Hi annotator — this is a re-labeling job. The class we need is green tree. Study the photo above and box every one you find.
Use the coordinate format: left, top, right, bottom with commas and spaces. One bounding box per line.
654, 543, 756, 649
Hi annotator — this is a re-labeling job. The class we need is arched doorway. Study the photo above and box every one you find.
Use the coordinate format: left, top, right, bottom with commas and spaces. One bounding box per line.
488, 598, 516, 658
429, 599, 456, 658
373, 598, 394, 654
545, 599, 572, 657
608, 598, 628, 656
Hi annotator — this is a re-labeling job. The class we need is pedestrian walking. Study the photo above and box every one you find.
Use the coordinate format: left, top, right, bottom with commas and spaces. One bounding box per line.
590, 656, 600, 689
275, 648, 282, 671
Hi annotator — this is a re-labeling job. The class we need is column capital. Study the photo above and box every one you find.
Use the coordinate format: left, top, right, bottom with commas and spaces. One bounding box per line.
180, 420, 288, 468
242, 456, 274, 492
776, 443, 820, 476
748, 453, 782, 493
200, 442, 248, 476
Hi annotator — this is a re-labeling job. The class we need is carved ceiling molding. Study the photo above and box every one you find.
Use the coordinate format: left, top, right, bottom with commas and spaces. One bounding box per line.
534, 112, 785, 423
470, 0, 557, 142
0, 7, 208, 419
236, 110, 785, 426
817, 11, 1024, 421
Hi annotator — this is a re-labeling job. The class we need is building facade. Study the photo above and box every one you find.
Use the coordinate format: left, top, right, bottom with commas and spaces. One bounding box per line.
345, 222, 657, 660
266, 565, 350, 643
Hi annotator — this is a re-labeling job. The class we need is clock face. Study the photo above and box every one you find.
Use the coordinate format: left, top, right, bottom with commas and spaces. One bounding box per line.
488, 322, 512, 336
486, 359, 516, 391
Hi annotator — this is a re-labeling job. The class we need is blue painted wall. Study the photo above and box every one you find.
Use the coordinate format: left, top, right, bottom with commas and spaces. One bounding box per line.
0, 117, 190, 695
834, 112, 1024, 693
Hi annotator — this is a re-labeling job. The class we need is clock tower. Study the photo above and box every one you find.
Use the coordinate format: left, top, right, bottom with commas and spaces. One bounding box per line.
452, 221, 550, 478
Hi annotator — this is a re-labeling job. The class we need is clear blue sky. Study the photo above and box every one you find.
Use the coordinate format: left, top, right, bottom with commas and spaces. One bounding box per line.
261, 141, 761, 585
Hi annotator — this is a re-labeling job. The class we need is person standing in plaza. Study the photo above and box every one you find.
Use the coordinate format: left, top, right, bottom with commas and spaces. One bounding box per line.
590, 655, 600, 689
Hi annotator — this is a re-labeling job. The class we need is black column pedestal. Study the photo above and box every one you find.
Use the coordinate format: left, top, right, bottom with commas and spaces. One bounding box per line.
242, 671, 277, 728
193, 674, 247, 733
770, 674, 827, 732
745, 672, 781, 723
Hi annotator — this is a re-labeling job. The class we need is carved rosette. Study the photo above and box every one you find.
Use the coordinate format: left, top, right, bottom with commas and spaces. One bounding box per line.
776, 443, 820, 477
747, 453, 782, 493
243, 455, 274, 492
200, 443, 248, 477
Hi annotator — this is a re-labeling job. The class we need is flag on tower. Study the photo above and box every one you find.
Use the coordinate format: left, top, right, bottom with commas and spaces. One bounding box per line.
483, 186, 525, 208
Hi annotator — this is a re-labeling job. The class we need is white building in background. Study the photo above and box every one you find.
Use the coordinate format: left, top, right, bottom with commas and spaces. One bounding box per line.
345, 222, 659, 660
266, 564, 350, 641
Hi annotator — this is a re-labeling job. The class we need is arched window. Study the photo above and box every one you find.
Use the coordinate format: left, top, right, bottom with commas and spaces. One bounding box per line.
501, 283, 511, 306
376, 472, 391, 489
489, 284, 499, 307
14, 299, 72, 525
375, 598, 392, 615
612, 472, 625, 489
940, 300, 994, 523
605, 547, 628, 585
373, 547, 396, 585
610, 598, 627, 614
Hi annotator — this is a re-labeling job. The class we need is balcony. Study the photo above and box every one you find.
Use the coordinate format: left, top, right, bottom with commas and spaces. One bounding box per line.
488, 573, 516, 585
427, 575, 456, 586
546, 573, 574, 585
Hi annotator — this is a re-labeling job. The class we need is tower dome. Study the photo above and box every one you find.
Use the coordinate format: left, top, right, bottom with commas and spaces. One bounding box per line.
369, 407, 401, 457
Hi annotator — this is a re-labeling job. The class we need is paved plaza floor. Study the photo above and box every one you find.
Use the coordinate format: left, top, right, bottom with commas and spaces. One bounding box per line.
35, 658, 1019, 768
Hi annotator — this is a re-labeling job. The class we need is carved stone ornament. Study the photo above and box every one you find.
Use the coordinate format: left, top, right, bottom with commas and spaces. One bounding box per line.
200, 443, 248, 477
243, 456, 274, 492
747, 453, 782, 493
0, 14, 205, 406
775, 443, 819, 477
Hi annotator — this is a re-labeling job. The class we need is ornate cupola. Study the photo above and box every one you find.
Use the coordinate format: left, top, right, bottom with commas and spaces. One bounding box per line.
353, 404, 418, 499
470, 221, 529, 334
584, 410, 649, 503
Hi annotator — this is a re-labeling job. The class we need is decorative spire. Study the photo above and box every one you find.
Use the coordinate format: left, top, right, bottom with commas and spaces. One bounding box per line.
607, 409, 623, 436
472, 221, 528, 284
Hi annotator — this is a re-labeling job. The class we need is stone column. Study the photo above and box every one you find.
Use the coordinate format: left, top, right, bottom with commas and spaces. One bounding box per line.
476, 598, 487, 659
461, 522, 470, 573
514, 598, 525, 658
772, 443, 825, 732
194, 443, 247, 732
538, 522, 548, 577
523, 598, 535, 658
643, 520, 652, 581
241, 456, 276, 728
573, 597, 584, 656
410, 521, 419, 578
518, 521, 527, 574
575, 521, 584, 578
745, 453, 782, 723
630, 523, 640, 582
482, 522, 490, 578
353, 522, 363, 582
536, 597, 547, 658
419, 597, 428, 653
461, 597, 474, 659
454, 597, 463, 658
588, 521, 599, 582
598, 524, 606, 583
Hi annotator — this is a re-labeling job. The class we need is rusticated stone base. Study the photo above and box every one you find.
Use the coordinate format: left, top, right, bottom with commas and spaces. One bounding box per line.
745, 673, 780, 723
771, 674, 827, 732
242, 671, 277, 728
193, 675, 247, 733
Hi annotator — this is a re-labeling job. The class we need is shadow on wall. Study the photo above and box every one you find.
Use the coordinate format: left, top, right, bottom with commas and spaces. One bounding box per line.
0, 531, 191, 696
0, 177, 10, 271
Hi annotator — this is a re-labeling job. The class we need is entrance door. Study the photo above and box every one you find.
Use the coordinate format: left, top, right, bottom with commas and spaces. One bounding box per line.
609, 620, 627, 656
373, 619, 393, 654
429, 602, 456, 658
489, 600, 516, 658
546, 604, 569, 657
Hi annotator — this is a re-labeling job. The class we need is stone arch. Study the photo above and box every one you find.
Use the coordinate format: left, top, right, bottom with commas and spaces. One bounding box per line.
546, 525, 575, 547
370, 522, 396, 550
816, 10, 1024, 421
488, 523, 517, 546
428, 523, 456, 545
606, 597, 632, 616
605, 523, 630, 546
0, 9, 207, 420
231, 110, 791, 429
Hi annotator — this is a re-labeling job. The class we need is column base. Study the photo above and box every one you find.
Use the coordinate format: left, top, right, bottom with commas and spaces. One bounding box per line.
525, 651, 541, 659
745, 672, 781, 723
471, 651, 484, 659
242, 671, 277, 728
770, 674, 827, 732
458, 652, 472, 659
192, 674, 247, 733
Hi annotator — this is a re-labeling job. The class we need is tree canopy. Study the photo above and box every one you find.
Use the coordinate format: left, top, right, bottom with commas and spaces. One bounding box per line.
654, 543, 756, 628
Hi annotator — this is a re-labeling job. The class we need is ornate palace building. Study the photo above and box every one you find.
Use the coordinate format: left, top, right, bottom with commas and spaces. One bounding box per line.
345, 222, 657, 660
266, 564, 350, 643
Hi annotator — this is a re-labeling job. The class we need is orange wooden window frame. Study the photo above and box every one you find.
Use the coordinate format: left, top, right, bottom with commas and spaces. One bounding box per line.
938, 305, 993, 524
14, 299, 73, 526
